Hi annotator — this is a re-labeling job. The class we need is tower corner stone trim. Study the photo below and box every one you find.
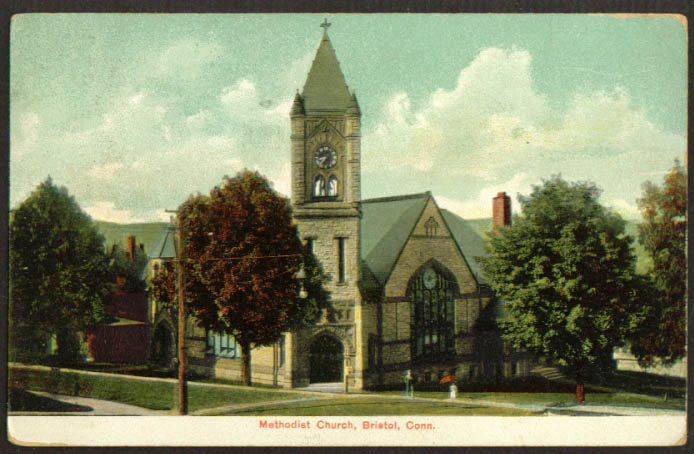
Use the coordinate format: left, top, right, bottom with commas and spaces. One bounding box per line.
492, 192, 511, 227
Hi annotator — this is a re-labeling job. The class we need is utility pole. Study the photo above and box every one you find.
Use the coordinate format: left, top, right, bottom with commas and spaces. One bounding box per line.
166, 209, 187, 415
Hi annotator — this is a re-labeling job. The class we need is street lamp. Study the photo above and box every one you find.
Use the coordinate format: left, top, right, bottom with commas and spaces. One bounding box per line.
295, 266, 308, 300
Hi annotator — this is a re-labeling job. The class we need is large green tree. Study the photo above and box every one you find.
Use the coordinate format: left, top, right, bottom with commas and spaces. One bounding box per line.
9, 178, 111, 362
629, 161, 687, 367
152, 171, 328, 385
480, 177, 640, 402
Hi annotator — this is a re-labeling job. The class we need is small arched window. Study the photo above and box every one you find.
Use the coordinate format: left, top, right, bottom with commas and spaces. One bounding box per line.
313, 175, 326, 197
424, 216, 439, 237
327, 175, 338, 196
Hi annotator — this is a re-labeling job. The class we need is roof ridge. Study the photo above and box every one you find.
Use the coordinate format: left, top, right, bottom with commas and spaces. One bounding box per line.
360, 192, 431, 204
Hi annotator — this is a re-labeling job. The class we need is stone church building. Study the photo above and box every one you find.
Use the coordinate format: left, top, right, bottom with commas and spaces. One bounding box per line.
148, 27, 535, 390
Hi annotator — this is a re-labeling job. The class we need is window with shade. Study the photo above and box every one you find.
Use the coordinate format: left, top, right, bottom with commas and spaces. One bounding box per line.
408, 265, 457, 362
206, 331, 240, 359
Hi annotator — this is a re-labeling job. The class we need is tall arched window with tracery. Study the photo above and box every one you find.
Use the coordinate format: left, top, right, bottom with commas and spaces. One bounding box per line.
408, 265, 456, 361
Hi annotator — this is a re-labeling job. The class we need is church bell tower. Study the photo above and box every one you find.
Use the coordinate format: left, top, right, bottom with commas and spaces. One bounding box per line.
290, 21, 362, 388
291, 21, 361, 212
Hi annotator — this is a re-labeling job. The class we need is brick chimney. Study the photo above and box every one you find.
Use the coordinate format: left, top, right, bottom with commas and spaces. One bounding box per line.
492, 192, 511, 227
126, 235, 136, 261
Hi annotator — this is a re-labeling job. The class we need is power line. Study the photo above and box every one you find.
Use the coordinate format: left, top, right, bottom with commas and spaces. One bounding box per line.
169, 254, 303, 263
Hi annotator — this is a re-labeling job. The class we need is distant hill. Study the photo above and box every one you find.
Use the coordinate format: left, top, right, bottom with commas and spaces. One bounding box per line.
463, 217, 651, 274
95, 221, 168, 255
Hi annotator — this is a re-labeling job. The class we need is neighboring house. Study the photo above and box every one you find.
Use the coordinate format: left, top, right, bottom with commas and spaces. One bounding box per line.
87, 236, 150, 364
613, 347, 687, 378
143, 220, 179, 369
147, 27, 537, 389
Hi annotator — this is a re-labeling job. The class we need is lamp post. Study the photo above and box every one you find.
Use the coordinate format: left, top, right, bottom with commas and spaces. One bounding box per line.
295, 266, 308, 299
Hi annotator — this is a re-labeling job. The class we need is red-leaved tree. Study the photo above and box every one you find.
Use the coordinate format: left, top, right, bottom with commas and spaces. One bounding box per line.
152, 171, 328, 385
630, 161, 687, 366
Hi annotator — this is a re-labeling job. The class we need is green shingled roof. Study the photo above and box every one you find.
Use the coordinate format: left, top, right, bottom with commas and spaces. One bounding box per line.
301, 32, 352, 113
148, 222, 177, 259
440, 209, 489, 284
360, 193, 430, 285
359, 194, 489, 287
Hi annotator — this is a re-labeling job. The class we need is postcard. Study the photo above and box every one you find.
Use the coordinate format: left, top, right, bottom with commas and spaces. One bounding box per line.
7, 13, 687, 446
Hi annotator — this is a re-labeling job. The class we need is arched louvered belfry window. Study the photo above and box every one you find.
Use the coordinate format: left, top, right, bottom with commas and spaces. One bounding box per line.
408, 264, 457, 362
327, 175, 338, 196
313, 175, 326, 197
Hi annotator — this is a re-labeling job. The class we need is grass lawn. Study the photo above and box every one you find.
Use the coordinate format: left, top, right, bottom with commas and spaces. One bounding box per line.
212, 397, 539, 416
187, 386, 314, 412
380, 390, 685, 410
10, 365, 684, 415
8, 366, 315, 412
457, 392, 685, 410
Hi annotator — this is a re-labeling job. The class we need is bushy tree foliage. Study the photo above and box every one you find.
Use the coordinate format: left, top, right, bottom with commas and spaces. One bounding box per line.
151, 171, 329, 385
630, 161, 687, 366
10, 178, 111, 362
108, 243, 147, 293
480, 177, 640, 402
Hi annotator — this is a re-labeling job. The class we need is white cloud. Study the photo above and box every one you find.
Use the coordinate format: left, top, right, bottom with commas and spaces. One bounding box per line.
84, 201, 145, 223
154, 38, 223, 80
11, 112, 40, 158
362, 46, 685, 225
284, 51, 314, 92
155, 208, 174, 222
268, 162, 291, 197
220, 78, 291, 128
364, 47, 684, 186
436, 172, 534, 219
129, 92, 145, 105
365, 48, 549, 176
606, 198, 641, 220
224, 158, 243, 170
185, 110, 212, 130
89, 162, 123, 180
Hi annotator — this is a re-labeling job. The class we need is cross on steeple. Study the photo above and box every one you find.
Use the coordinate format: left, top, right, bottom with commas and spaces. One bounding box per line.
320, 18, 331, 31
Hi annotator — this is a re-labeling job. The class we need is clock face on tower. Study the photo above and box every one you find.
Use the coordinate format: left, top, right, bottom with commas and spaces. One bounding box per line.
314, 146, 337, 169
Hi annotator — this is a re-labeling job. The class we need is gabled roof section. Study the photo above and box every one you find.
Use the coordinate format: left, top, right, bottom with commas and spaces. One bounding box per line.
360, 193, 430, 285
440, 209, 489, 284
301, 31, 352, 113
148, 222, 177, 260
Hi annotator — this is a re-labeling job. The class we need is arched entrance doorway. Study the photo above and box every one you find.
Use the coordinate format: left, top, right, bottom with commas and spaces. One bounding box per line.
309, 334, 344, 383
151, 322, 175, 368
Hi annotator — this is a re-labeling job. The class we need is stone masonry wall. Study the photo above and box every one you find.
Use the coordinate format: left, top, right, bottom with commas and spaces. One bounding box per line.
296, 216, 361, 301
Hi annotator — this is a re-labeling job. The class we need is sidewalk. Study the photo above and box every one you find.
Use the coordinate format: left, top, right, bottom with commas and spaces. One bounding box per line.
417, 395, 686, 417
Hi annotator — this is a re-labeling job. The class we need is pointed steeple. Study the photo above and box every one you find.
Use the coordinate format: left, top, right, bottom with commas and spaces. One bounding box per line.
301, 27, 351, 113
291, 90, 304, 117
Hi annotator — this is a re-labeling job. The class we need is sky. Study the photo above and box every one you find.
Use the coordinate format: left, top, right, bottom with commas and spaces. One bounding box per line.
10, 14, 687, 223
